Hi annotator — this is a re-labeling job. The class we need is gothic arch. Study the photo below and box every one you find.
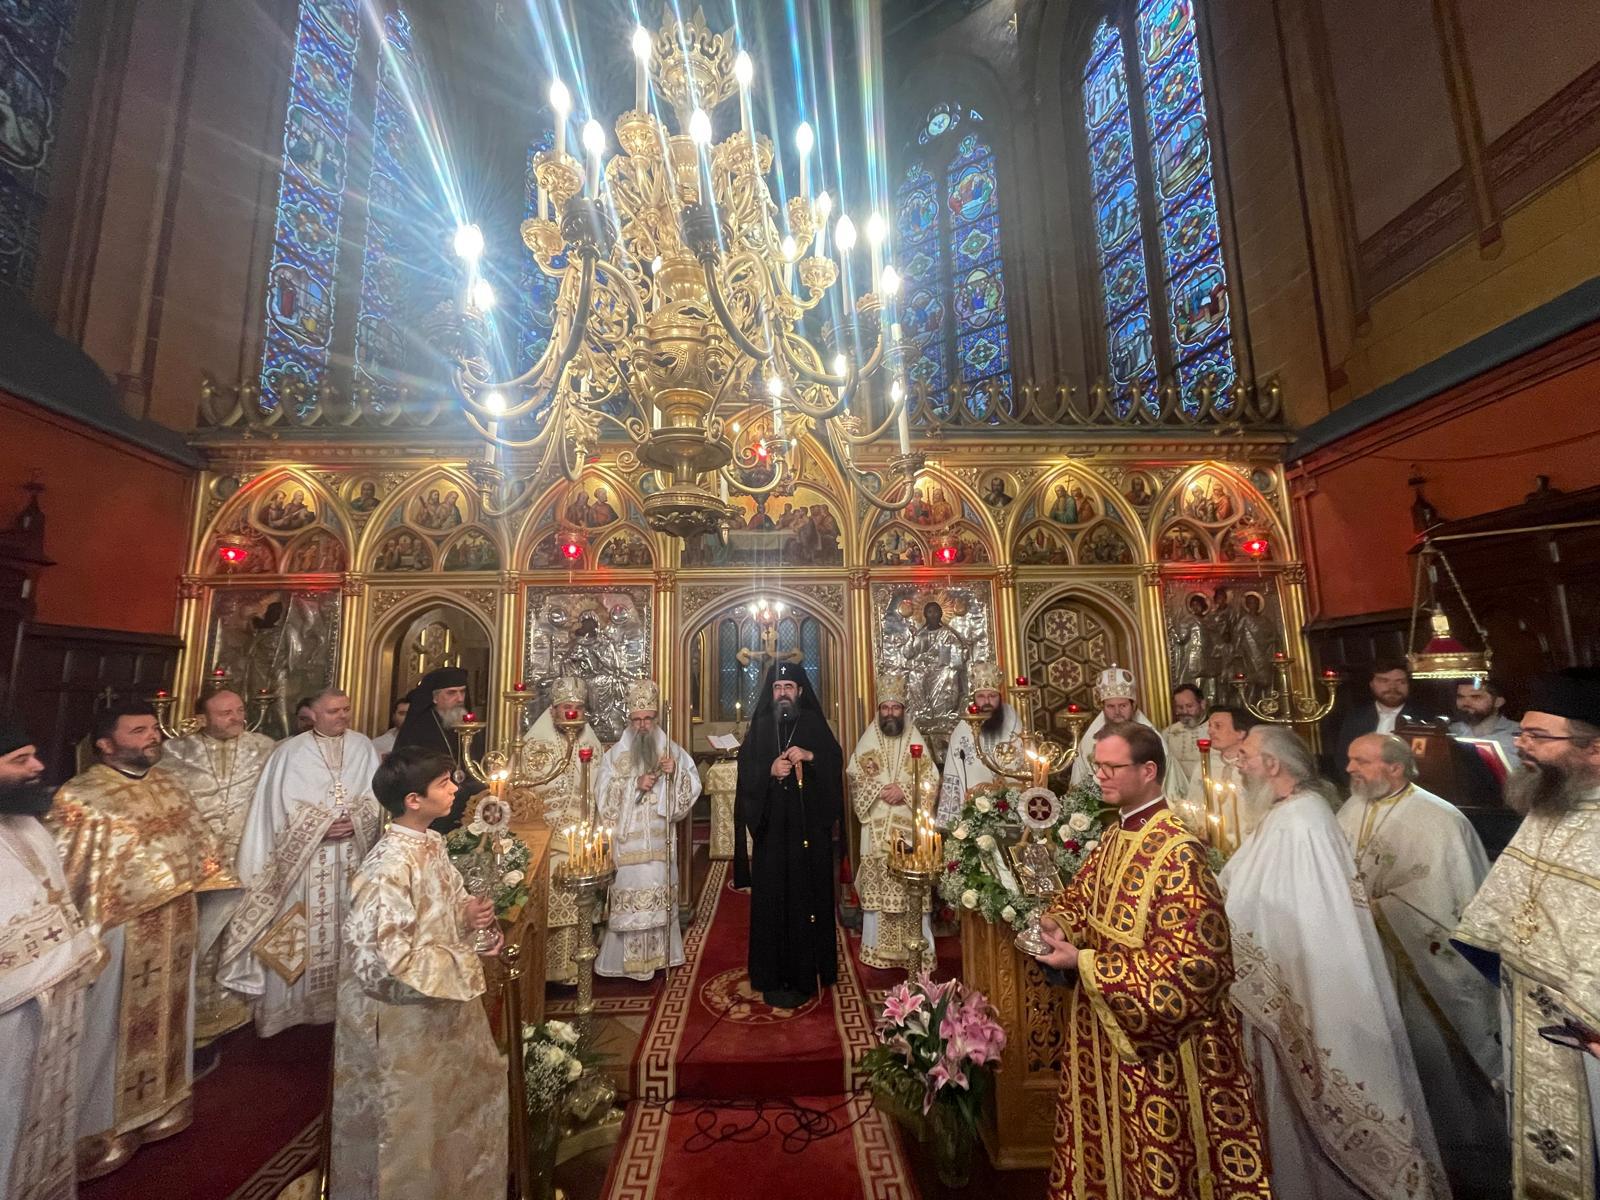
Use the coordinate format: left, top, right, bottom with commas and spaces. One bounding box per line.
360, 590, 497, 731
355, 465, 489, 569
1149, 462, 1287, 561
1012, 462, 1145, 559
1020, 584, 1144, 729
867, 463, 1000, 558
516, 464, 650, 571
196, 466, 347, 575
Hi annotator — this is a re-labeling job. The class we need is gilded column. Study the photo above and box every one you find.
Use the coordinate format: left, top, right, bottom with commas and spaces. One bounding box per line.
338, 572, 366, 709
1138, 564, 1173, 726
173, 574, 206, 703
496, 569, 522, 740
846, 569, 873, 738
993, 565, 1022, 685
653, 569, 692, 919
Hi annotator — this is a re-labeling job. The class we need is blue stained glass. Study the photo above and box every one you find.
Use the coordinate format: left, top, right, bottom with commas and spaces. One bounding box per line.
258, 0, 361, 412
1090, 17, 1121, 62
1152, 110, 1210, 201
1178, 339, 1237, 412
959, 323, 1009, 382
1102, 248, 1148, 320
800, 620, 823, 695
898, 187, 939, 243
1160, 181, 1221, 270
718, 620, 738, 715
1095, 177, 1140, 257
1169, 256, 1229, 348
1139, 0, 1194, 68
955, 264, 1005, 329
1083, 54, 1127, 131
1145, 46, 1200, 133
1090, 124, 1133, 197
1108, 311, 1154, 385
1137, 0, 1237, 391
965, 374, 1012, 421
355, 10, 431, 411
896, 101, 1011, 418
953, 217, 997, 268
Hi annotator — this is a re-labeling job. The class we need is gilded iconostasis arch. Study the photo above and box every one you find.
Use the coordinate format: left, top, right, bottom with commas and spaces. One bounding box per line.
864, 465, 998, 568
361, 467, 502, 575
1148, 462, 1288, 566
1020, 584, 1143, 726
519, 465, 654, 572
1006, 463, 1144, 568
198, 466, 349, 577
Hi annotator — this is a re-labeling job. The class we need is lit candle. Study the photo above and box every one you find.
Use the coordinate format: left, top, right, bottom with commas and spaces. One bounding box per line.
893, 380, 910, 454
550, 80, 571, 160
582, 119, 605, 196
866, 211, 886, 291
734, 51, 752, 135
813, 191, 832, 256
631, 26, 651, 112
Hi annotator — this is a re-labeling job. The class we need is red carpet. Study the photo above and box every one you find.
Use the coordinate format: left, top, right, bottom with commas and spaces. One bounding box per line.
605, 862, 919, 1199
79, 1022, 331, 1200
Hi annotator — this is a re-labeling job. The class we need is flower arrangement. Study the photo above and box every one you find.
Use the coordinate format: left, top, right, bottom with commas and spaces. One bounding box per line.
862, 973, 1006, 1150
521, 1019, 586, 1113
445, 825, 532, 922
937, 780, 1107, 932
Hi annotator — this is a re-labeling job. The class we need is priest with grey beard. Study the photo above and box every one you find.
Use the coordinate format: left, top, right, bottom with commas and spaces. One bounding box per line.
392, 666, 482, 832
593, 680, 700, 980
1455, 669, 1600, 1199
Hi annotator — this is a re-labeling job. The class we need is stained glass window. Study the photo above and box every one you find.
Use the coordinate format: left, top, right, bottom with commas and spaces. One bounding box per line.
895, 104, 1012, 422
0, 0, 79, 292
1083, 2, 1236, 416
257, 0, 363, 414
353, 10, 422, 414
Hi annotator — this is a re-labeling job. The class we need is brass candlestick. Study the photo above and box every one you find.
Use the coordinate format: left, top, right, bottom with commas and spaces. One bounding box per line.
1232, 653, 1339, 726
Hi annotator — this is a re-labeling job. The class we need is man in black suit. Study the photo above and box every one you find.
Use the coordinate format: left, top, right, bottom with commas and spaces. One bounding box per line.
1331, 660, 1432, 783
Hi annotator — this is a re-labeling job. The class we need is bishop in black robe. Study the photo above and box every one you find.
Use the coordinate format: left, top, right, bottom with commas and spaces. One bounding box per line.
392, 666, 484, 832
734, 662, 842, 1009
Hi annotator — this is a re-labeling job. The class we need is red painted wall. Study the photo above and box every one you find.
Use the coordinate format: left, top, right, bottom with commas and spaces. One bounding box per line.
1290, 324, 1600, 620
0, 392, 194, 634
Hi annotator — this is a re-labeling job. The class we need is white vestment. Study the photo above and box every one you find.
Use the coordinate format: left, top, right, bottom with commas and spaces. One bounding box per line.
162, 729, 275, 1042
848, 722, 939, 968
370, 727, 399, 756
1222, 789, 1448, 1200
1069, 708, 1181, 799
0, 815, 100, 1200
936, 704, 1020, 825
521, 711, 605, 983
1337, 784, 1506, 1181
1161, 719, 1204, 797
594, 729, 700, 980
220, 731, 384, 1036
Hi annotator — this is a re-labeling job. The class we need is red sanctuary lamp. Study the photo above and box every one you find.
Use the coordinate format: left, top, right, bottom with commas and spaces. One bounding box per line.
1015, 675, 1028, 687
561, 538, 583, 561
513, 680, 527, 692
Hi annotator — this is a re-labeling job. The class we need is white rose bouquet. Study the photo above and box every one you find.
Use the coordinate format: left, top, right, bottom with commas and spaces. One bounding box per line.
522, 1020, 596, 1112
936, 780, 1107, 932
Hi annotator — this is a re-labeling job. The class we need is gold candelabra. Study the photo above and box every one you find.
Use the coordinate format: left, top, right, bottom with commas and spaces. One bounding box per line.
1195, 737, 1242, 856
447, 10, 923, 540
1231, 652, 1340, 726
960, 688, 1086, 790
454, 692, 587, 793
147, 667, 277, 739
886, 744, 942, 978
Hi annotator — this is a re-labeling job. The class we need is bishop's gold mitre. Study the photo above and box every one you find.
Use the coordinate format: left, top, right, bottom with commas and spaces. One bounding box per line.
876, 673, 909, 706
626, 678, 661, 714
551, 676, 587, 706
969, 661, 1004, 693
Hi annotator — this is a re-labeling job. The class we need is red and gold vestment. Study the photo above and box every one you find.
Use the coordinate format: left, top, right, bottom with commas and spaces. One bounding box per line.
1047, 808, 1272, 1200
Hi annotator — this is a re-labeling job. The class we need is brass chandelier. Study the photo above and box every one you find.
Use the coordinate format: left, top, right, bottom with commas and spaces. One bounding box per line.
450, 10, 922, 539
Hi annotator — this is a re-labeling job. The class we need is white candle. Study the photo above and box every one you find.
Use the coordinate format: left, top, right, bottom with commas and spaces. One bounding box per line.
894, 380, 910, 454
720, 474, 729, 503
583, 120, 605, 195
735, 52, 752, 135
632, 26, 650, 112
795, 122, 813, 200
550, 80, 571, 160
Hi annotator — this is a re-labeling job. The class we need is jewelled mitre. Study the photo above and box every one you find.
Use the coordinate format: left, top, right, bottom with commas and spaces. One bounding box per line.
1093, 664, 1137, 703
876, 672, 909, 706
626, 678, 661, 714
551, 676, 587, 706
970, 661, 1004, 693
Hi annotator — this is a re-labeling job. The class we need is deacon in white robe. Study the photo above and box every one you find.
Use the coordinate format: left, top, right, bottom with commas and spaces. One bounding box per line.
330, 748, 504, 1200
1339, 734, 1506, 1185
221, 689, 383, 1037
0, 726, 101, 1200
1454, 670, 1600, 1200
1223, 725, 1448, 1200
936, 661, 1021, 825
521, 677, 605, 984
848, 676, 938, 968
1069, 665, 1180, 799
162, 690, 276, 1044
594, 680, 699, 980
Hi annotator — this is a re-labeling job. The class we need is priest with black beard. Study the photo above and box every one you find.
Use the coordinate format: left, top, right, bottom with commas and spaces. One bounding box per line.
0, 721, 100, 1199
734, 662, 843, 1009
392, 666, 483, 832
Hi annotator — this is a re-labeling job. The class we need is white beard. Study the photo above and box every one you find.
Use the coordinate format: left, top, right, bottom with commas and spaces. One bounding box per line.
629, 728, 664, 778
436, 704, 466, 729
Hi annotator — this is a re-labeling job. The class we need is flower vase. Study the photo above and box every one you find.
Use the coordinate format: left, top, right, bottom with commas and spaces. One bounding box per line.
927, 1101, 975, 1189
525, 1099, 564, 1200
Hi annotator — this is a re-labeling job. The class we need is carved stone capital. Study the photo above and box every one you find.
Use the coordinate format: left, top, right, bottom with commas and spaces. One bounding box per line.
1281, 561, 1308, 586
995, 565, 1017, 588
177, 575, 204, 601
847, 569, 871, 592
653, 569, 677, 595
341, 572, 367, 599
